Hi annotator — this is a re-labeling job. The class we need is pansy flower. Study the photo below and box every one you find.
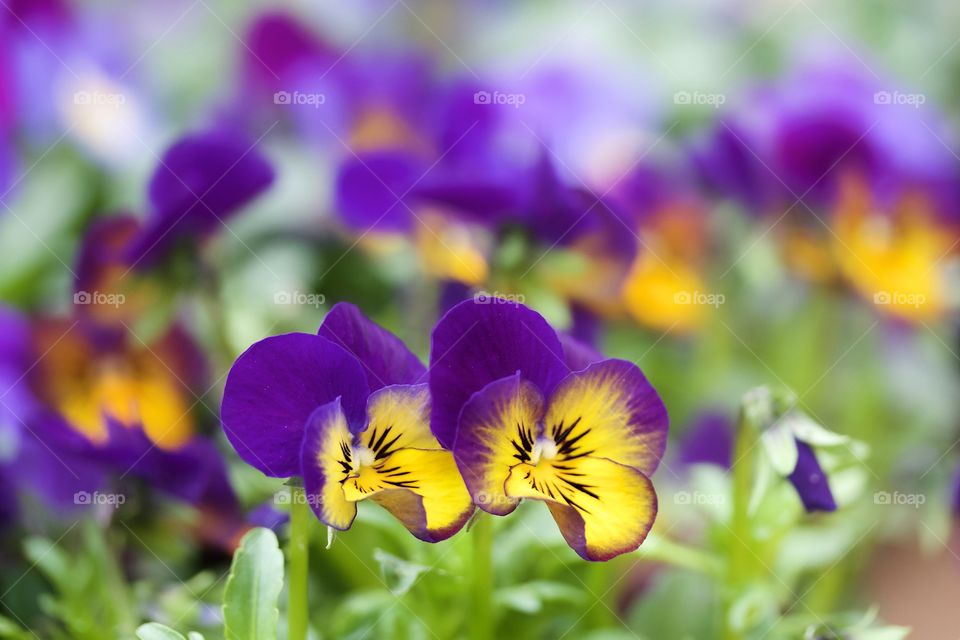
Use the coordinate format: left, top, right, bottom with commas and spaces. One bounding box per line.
691, 56, 960, 315
0, 214, 240, 526
0, 304, 236, 518
221, 303, 473, 541
760, 408, 849, 513
429, 299, 668, 560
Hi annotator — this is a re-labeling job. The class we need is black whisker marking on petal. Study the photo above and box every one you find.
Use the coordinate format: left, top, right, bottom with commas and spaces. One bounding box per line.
371, 426, 392, 452
511, 422, 533, 463
554, 416, 582, 446
383, 479, 419, 489
558, 474, 600, 500
560, 491, 590, 514
375, 432, 404, 459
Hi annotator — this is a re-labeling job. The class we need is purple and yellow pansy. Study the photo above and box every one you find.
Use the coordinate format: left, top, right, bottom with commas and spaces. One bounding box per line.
221, 302, 474, 542
429, 299, 669, 560
693, 57, 960, 322
0, 305, 236, 517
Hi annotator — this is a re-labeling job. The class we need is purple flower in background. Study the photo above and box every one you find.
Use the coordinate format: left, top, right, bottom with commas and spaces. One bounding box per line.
429, 298, 668, 560
0, 0, 72, 31
221, 303, 473, 541
242, 11, 339, 100
124, 129, 275, 267
760, 410, 844, 513
0, 218, 240, 522
690, 119, 778, 215
0, 307, 104, 520
677, 411, 734, 470
787, 440, 837, 512
691, 56, 960, 222
0, 302, 236, 522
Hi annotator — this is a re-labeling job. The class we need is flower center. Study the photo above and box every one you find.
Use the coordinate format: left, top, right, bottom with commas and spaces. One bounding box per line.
351, 445, 377, 471
530, 436, 558, 465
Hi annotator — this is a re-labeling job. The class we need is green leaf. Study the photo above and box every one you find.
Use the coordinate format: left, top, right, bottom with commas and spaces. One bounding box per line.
222, 528, 284, 640
135, 623, 187, 640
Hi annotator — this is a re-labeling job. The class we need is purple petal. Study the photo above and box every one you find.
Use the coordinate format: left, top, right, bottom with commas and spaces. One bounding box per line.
318, 302, 426, 389
127, 130, 275, 266
559, 332, 603, 373
454, 373, 545, 515
92, 420, 237, 508
221, 333, 370, 478
334, 150, 425, 233
568, 303, 602, 347
437, 280, 471, 317
242, 11, 337, 96
300, 398, 358, 530
429, 299, 567, 448
8, 419, 105, 513
545, 359, 669, 477
677, 411, 734, 470
690, 120, 777, 215
787, 439, 837, 513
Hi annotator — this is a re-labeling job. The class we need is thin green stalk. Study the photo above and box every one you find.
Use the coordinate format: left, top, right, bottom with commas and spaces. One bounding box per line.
470, 514, 494, 640
641, 534, 723, 578
724, 398, 763, 640
586, 562, 613, 629
729, 409, 758, 588
288, 485, 310, 640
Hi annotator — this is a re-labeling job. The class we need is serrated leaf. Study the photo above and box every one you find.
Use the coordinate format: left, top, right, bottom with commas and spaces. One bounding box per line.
222, 528, 284, 640
135, 623, 187, 640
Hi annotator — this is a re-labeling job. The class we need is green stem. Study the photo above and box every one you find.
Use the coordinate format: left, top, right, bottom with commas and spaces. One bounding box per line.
724, 391, 768, 640
470, 514, 494, 640
288, 485, 310, 640
641, 534, 723, 578
729, 413, 757, 588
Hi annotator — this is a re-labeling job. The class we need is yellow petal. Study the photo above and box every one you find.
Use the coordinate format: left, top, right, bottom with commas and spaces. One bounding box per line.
505, 455, 657, 561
